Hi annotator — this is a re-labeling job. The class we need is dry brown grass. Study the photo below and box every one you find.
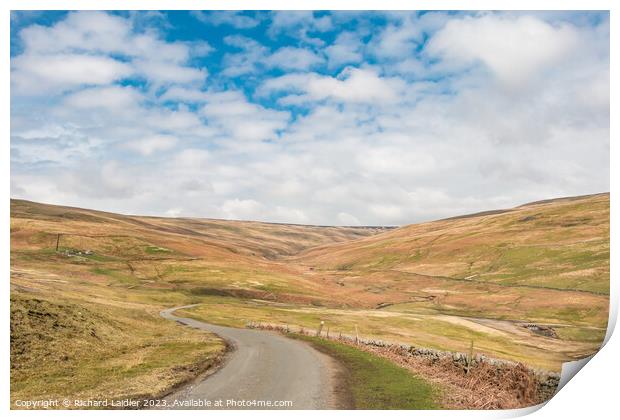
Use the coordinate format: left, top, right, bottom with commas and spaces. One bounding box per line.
254, 322, 551, 409
10, 294, 225, 408
10, 193, 609, 404
368, 346, 543, 409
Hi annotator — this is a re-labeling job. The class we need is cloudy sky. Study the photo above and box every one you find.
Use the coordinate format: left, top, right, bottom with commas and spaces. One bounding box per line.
10, 11, 609, 225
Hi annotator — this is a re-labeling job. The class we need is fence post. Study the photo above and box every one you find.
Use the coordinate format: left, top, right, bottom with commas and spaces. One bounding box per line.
355, 325, 359, 344
466, 340, 474, 374
317, 321, 324, 336
55, 233, 61, 251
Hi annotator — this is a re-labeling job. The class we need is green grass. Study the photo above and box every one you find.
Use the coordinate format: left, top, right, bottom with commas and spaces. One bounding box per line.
9, 195, 610, 404
145, 245, 172, 254
554, 326, 607, 343
10, 295, 225, 407
178, 296, 596, 370
290, 334, 440, 409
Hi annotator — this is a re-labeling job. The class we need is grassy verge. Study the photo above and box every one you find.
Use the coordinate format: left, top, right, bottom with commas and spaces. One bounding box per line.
290, 333, 441, 409
10, 295, 225, 408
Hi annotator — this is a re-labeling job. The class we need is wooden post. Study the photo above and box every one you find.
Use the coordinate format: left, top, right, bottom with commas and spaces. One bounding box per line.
466, 340, 474, 374
317, 321, 324, 336
355, 325, 359, 344
55, 233, 61, 251
326, 326, 330, 339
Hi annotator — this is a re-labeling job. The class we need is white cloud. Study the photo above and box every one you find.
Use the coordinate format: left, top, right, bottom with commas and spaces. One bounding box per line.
133, 59, 207, 85
10, 11, 610, 226
221, 198, 263, 220
12, 54, 133, 94
125, 135, 178, 156
144, 108, 206, 133
160, 86, 210, 103
221, 35, 269, 76
273, 206, 309, 224
165, 207, 183, 217
192, 11, 261, 29
269, 11, 332, 40
310, 68, 404, 103
356, 146, 436, 176
325, 32, 363, 68
186, 41, 214, 57
64, 85, 142, 110
223, 38, 323, 75
369, 204, 404, 220
19, 11, 132, 55
426, 14, 581, 87
260, 67, 405, 104
369, 20, 421, 59
368, 12, 451, 60
338, 212, 361, 226
12, 11, 208, 93
200, 91, 290, 142
264, 47, 324, 70
172, 148, 211, 169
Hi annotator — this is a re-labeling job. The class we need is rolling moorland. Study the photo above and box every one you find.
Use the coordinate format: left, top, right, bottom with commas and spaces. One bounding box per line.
10, 193, 609, 405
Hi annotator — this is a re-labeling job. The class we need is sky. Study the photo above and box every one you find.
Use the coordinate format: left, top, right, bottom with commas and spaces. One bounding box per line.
10, 10, 610, 226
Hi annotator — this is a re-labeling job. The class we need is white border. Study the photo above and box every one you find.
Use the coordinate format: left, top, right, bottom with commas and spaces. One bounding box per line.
2, 2, 616, 420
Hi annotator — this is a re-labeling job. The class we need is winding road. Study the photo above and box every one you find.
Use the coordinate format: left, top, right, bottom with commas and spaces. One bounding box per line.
159, 305, 338, 410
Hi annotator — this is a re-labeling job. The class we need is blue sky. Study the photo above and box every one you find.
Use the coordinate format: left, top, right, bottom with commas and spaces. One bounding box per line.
10, 11, 610, 225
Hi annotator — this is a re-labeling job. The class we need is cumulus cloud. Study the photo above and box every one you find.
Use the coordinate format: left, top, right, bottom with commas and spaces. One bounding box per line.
200, 91, 290, 142
18, 11, 132, 55
221, 198, 263, 220
325, 31, 364, 68
133, 59, 207, 85
223, 37, 323, 75
159, 86, 211, 103
12, 53, 133, 94
426, 14, 582, 87
269, 11, 332, 44
192, 11, 261, 29
221, 35, 269, 76
369, 19, 421, 59
125, 135, 178, 156
12, 11, 208, 93
10, 11, 610, 225
264, 47, 324, 70
64, 85, 142, 110
260, 67, 405, 104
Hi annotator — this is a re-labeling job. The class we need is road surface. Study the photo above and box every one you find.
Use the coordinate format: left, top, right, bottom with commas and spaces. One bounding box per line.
159, 305, 338, 410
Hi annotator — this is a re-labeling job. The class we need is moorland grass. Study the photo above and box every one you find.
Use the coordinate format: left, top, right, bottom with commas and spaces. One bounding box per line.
9, 195, 609, 403
291, 333, 440, 409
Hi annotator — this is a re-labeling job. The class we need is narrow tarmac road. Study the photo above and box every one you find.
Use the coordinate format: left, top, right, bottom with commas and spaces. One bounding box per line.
159, 305, 338, 410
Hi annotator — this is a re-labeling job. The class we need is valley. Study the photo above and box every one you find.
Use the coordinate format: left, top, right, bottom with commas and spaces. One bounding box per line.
10, 193, 609, 406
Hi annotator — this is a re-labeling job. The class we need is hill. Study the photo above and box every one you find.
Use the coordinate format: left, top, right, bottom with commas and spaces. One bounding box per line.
294, 193, 609, 299
10, 199, 386, 405
10, 194, 610, 405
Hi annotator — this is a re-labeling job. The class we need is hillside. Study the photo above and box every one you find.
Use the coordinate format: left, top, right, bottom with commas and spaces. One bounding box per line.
10, 193, 610, 405
296, 193, 609, 294
11, 199, 389, 260
10, 199, 386, 405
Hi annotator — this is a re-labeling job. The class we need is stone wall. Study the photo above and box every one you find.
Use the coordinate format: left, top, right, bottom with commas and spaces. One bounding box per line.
248, 321, 560, 408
